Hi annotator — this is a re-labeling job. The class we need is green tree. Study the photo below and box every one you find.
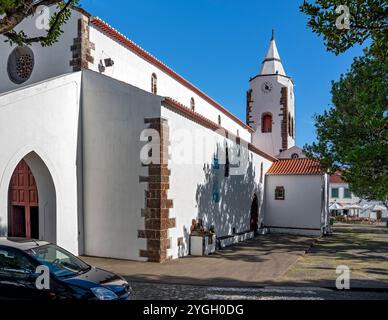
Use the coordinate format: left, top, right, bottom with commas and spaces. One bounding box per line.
300, 0, 387, 60
301, 1, 388, 203
0, 0, 79, 47
305, 52, 388, 202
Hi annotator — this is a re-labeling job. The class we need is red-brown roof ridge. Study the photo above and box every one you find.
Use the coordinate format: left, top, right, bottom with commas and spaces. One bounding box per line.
267, 158, 323, 175
89, 17, 254, 133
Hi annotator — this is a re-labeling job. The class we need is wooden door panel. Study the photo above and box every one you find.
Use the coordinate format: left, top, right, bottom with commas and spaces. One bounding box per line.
9, 160, 39, 239
11, 206, 26, 238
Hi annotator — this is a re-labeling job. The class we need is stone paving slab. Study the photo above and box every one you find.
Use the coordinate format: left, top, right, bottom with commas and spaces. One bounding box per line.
82, 234, 316, 288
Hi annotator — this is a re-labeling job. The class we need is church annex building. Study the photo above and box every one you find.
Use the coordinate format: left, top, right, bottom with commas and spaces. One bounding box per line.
0, 7, 330, 262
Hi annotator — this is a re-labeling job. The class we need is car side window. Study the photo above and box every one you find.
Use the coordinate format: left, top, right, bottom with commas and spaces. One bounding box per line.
0, 248, 36, 278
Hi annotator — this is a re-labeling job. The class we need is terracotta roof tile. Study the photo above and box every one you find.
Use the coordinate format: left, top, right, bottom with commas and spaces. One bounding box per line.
330, 173, 346, 183
267, 159, 323, 175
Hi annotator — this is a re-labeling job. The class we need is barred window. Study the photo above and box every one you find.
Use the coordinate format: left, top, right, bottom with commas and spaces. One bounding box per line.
275, 186, 285, 200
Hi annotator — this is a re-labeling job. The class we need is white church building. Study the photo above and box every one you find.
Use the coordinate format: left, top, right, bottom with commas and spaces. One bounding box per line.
0, 7, 329, 262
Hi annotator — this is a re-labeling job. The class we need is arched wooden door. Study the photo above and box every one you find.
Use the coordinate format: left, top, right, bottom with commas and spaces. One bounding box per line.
9, 160, 39, 239
250, 194, 259, 233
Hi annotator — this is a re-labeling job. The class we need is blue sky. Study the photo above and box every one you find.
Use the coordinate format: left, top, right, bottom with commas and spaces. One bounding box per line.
80, 0, 366, 147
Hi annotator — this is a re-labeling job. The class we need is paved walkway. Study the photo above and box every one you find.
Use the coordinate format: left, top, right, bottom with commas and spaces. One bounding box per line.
279, 224, 388, 289
82, 224, 388, 291
82, 234, 316, 287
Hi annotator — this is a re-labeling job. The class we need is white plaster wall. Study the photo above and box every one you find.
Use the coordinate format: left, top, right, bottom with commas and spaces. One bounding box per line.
0, 7, 83, 94
24, 152, 57, 244
161, 106, 273, 259
249, 75, 295, 156
0, 72, 82, 254
264, 175, 324, 233
88, 26, 251, 142
81, 70, 163, 261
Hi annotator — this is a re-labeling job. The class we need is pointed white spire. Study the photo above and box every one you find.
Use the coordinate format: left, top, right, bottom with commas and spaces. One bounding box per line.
260, 30, 286, 76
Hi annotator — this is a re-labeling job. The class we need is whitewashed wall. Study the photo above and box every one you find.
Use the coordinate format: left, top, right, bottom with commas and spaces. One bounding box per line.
161, 106, 273, 259
81, 70, 163, 261
0, 72, 82, 254
278, 146, 306, 159
264, 175, 325, 236
0, 8, 82, 94
88, 25, 251, 142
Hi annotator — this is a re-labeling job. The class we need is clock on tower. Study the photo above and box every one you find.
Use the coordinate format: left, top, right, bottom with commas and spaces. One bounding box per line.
246, 30, 296, 156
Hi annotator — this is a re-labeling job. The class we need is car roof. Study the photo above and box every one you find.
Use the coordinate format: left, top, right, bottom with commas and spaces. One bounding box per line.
0, 238, 50, 251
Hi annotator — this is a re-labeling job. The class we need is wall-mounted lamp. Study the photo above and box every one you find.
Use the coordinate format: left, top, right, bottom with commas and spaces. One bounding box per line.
98, 57, 115, 73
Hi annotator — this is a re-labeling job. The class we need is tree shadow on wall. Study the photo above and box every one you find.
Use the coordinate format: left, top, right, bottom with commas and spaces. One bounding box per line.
195, 143, 264, 238
178, 226, 191, 258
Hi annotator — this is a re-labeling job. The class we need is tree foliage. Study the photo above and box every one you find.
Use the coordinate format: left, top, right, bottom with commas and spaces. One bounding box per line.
301, 1, 387, 202
300, 0, 387, 60
304, 52, 388, 202
0, 0, 79, 46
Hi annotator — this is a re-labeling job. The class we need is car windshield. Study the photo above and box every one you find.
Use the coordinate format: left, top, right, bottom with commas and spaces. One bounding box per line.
27, 244, 90, 278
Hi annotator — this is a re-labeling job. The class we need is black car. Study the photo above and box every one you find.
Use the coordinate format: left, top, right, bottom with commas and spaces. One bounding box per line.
0, 238, 132, 300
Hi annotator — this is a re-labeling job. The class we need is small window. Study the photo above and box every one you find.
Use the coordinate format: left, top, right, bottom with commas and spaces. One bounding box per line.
288, 113, 292, 136
218, 115, 222, 126
190, 98, 195, 112
151, 73, 157, 94
225, 144, 230, 178
344, 188, 352, 199
262, 113, 272, 133
331, 188, 339, 198
7, 46, 35, 84
275, 186, 285, 200
291, 117, 295, 139
291, 153, 299, 159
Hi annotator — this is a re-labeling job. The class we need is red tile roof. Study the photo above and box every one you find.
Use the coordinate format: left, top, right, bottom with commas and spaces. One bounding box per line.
267, 159, 323, 176
89, 17, 254, 133
330, 173, 346, 184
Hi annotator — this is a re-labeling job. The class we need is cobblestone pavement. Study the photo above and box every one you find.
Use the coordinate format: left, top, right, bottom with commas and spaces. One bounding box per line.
131, 282, 388, 300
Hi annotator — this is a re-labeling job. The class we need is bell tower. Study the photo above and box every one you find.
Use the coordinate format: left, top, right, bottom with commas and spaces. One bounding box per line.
247, 31, 295, 156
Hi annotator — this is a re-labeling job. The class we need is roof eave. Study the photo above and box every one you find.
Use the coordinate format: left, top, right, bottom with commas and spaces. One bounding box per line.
89, 16, 253, 133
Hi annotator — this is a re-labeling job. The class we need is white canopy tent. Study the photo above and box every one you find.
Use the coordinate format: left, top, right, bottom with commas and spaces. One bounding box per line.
330, 203, 343, 211
372, 205, 387, 212
344, 204, 363, 217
